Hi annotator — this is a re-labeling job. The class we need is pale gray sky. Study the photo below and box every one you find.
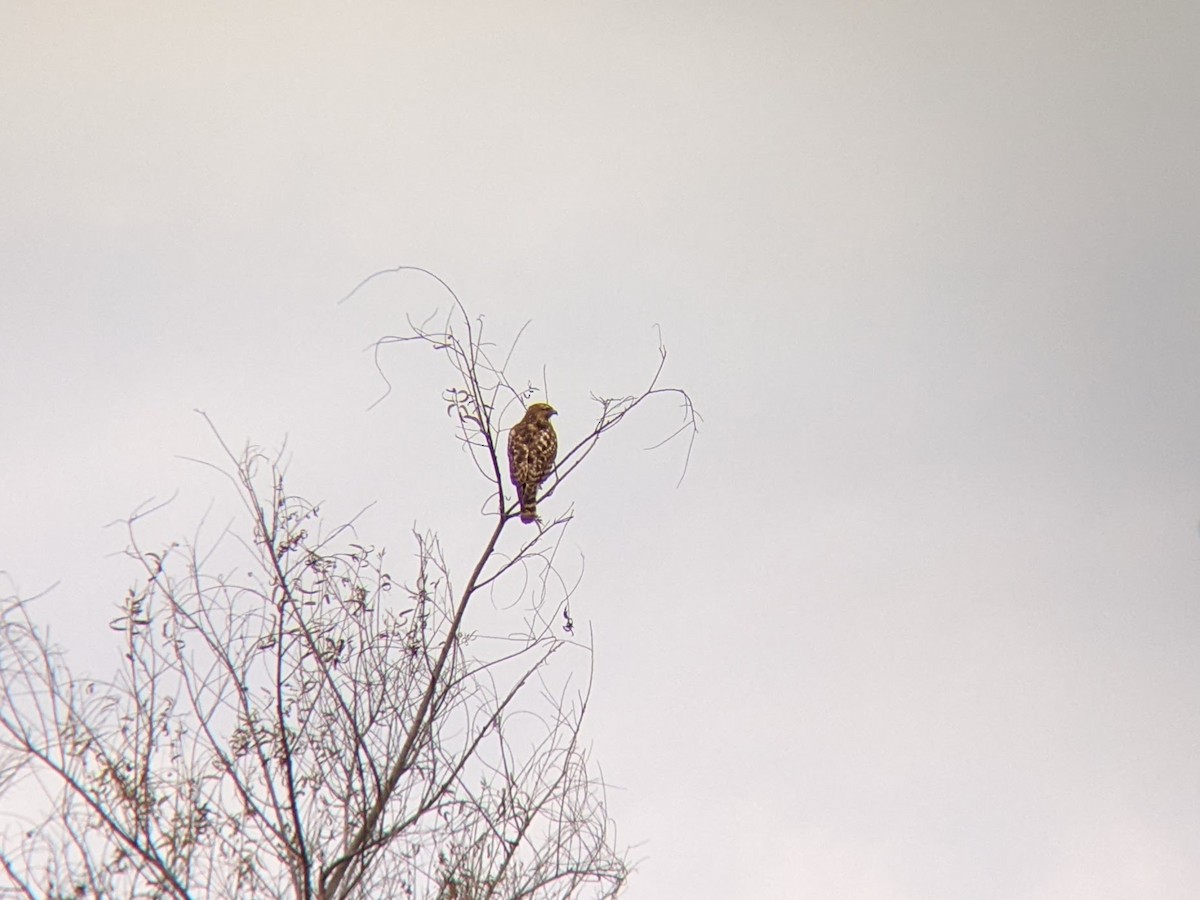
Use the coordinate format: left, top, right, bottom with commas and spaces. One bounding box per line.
3, 2, 1199, 897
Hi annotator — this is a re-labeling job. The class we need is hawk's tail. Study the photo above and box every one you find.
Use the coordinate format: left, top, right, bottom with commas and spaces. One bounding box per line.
519, 497, 538, 524
514, 483, 539, 524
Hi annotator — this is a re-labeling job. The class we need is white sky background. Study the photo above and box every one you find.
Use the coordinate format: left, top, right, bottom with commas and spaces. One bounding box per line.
3, 1, 1199, 896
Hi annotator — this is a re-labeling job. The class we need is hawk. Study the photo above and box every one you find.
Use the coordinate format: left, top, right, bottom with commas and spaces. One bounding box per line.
507, 402, 558, 524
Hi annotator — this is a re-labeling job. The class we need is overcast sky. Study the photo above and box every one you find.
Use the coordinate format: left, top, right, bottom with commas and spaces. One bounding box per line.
3, 2, 1199, 897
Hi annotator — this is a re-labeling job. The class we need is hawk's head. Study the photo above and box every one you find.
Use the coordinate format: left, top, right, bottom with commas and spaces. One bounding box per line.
526, 402, 557, 423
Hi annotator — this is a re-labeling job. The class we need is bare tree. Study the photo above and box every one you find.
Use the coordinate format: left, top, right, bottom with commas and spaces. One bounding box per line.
0, 271, 698, 899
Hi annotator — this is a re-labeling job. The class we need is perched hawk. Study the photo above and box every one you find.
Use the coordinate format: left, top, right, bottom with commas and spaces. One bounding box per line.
507, 402, 558, 524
